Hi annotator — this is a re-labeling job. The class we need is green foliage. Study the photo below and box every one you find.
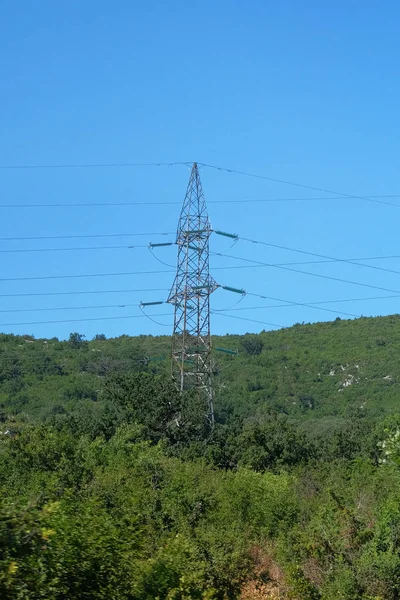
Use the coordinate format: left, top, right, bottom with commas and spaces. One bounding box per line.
68, 332, 87, 348
240, 334, 264, 356
2, 318, 400, 597
103, 372, 181, 442
236, 414, 316, 470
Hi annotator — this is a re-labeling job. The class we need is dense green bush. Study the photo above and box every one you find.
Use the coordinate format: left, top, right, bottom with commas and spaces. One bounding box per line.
2, 318, 400, 597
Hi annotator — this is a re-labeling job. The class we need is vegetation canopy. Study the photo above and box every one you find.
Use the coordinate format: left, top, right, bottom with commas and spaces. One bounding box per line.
2, 315, 400, 598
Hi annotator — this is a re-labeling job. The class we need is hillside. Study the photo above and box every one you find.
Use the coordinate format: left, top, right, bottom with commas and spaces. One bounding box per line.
2, 314, 400, 430
2, 316, 400, 598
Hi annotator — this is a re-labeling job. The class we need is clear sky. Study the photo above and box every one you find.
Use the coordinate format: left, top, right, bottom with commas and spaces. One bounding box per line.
1, 0, 400, 340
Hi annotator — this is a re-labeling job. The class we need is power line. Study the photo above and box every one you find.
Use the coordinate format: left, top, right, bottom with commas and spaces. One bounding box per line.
2, 239, 400, 268
0, 269, 174, 282
216, 252, 400, 295
0, 161, 191, 170
0, 290, 394, 317
0, 245, 152, 254
0, 287, 386, 319
0, 201, 183, 208
2, 158, 399, 210
212, 195, 400, 204
238, 236, 400, 278
0, 154, 398, 211
218, 285, 360, 319
0, 302, 163, 314
0, 232, 173, 241
0, 287, 398, 310
0, 288, 170, 298
214, 293, 400, 311
4, 255, 400, 287
0, 313, 173, 327
0, 311, 282, 330
2, 196, 400, 209
1, 196, 400, 209
212, 252, 400, 270
243, 291, 359, 318
211, 311, 283, 329
198, 162, 400, 209
5, 248, 400, 289
2, 230, 399, 266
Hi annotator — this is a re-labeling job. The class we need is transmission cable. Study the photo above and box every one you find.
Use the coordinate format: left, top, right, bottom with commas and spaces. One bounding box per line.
0, 232, 173, 241
0, 269, 174, 282
1, 155, 399, 210
214, 253, 400, 296
214, 293, 400, 312
0, 244, 151, 254
4, 257, 400, 294
219, 285, 360, 319
138, 304, 171, 327
0, 161, 191, 170
0, 313, 173, 327
3, 196, 400, 208
238, 236, 400, 278
0, 288, 169, 298
198, 162, 400, 209
210, 311, 283, 329
243, 291, 360, 318
0, 302, 155, 314
0, 309, 280, 330
2, 158, 399, 209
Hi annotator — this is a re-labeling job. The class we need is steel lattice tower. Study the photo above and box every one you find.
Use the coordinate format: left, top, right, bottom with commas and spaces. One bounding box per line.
167, 163, 218, 423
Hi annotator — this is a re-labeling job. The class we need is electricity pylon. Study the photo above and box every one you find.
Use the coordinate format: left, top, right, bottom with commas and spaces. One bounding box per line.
167, 162, 218, 423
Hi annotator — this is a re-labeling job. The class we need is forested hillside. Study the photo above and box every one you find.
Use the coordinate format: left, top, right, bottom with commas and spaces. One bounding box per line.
2, 314, 400, 427
2, 316, 400, 598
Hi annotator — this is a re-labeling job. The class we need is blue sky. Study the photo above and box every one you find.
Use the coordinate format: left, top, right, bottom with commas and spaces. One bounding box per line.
1, 0, 400, 339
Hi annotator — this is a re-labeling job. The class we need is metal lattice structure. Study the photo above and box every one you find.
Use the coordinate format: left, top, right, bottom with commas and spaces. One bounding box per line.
167, 163, 218, 423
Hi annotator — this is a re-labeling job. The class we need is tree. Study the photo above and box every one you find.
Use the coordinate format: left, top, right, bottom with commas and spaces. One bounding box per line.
241, 335, 264, 356
103, 372, 181, 442
68, 333, 87, 349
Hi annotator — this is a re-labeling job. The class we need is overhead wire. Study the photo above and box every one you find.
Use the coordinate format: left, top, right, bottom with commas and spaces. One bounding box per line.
0, 289, 388, 319
218, 285, 360, 319
3, 159, 400, 332
198, 162, 400, 209
0, 302, 152, 314
3, 195, 400, 209
237, 235, 400, 278
210, 311, 284, 329
0, 288, 170, 298
209, 195, 400, 204
0, 289, 399, 308
213, 252, 400, 296
0, 313, 173, 328
243, 291, 360, 319
0, 244, 151, 254
4, 256, 400, 293
0, 311, 283, 330
0, 161, 192, 170
138, 304, 171, 327
148, 245, 176, 268
214, 293, 400, 311
1, 239, 400, 271
0, 280, 391, 328
2, 235, 400, 329
0, 269, 175, 282
2, 196, 400, 208
1, 159, 399, 210
0, 232, 174, 241
0, 201, 184, 208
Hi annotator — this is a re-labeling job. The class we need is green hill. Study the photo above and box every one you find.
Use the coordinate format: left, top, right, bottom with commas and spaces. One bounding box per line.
2, 314, 400, 430
3, 316, 400, 598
